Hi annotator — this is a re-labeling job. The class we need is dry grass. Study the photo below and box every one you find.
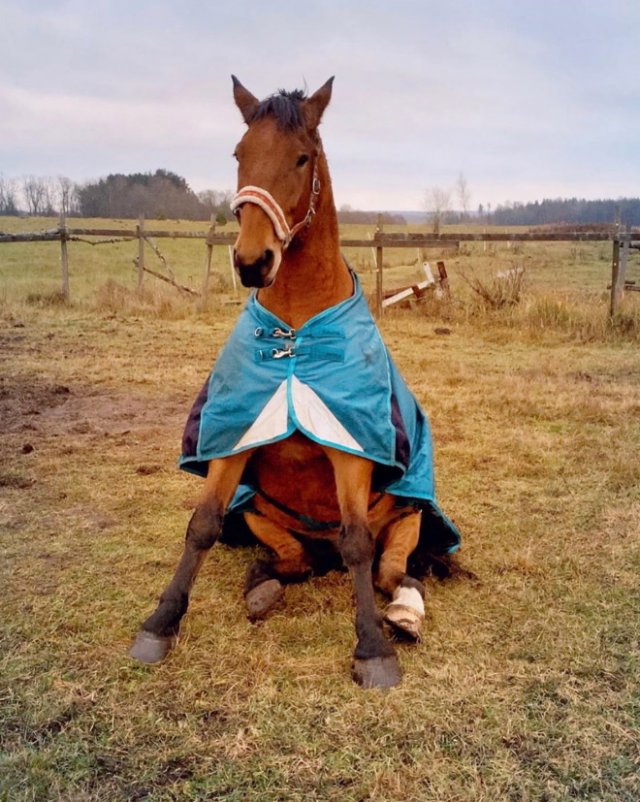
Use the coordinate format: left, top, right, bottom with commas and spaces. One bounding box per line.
1, 221, 639, 801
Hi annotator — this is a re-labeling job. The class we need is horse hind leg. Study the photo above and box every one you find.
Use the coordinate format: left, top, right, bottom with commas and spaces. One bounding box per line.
377, 512, 425, 642
129, 452, 250, 664
243, 512, 313, 621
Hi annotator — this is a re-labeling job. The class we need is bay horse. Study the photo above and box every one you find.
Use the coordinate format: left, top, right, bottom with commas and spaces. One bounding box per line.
129, 77, 461, 688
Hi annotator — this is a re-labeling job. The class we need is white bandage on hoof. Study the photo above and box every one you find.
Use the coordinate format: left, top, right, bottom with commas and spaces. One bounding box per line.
384, 585, 425, 641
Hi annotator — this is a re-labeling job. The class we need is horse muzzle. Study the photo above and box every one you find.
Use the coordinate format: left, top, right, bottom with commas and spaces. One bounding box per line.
233, 248, 280, 288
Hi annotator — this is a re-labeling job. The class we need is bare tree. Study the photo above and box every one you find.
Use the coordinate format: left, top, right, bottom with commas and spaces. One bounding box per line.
424, 185, 451, 235
456, 172, 471, 220
57, 176, 76, 216
197, 189, 233, 222
22, 175, 56, 216
0, 175, 19, 215
23, 175, 45, 215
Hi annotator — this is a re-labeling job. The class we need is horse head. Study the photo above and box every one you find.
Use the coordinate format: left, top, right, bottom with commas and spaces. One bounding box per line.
230, 76, 334, 288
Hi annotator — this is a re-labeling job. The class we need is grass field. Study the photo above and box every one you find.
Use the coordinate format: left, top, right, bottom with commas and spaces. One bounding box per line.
1, 218, 639, 801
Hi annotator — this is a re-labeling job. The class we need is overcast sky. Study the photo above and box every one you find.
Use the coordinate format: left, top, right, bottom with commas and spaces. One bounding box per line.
1, 0, 638, 210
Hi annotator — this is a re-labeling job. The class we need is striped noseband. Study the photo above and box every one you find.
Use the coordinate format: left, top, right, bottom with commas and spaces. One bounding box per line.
230, 157, 321, 250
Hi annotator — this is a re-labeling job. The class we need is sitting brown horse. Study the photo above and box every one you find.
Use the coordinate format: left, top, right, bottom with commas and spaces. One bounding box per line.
130, 77, 461, 688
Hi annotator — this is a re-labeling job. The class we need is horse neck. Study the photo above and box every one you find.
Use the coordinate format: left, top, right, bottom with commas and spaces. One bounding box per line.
257, 152, 353, 328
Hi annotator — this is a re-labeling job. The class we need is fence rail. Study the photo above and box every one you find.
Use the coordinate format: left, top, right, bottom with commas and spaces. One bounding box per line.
1, 214, 637, 316
0, 228, 623, 246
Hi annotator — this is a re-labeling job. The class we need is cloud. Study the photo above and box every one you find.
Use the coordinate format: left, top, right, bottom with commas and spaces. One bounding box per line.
1, 0, 639, 208
0, 86, 233, 148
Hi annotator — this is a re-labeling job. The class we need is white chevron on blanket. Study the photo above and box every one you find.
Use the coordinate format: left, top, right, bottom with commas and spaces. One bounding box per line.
234, 375, 364, 453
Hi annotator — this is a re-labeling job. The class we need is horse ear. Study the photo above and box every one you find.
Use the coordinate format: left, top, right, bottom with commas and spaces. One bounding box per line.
232, 75, 259, 124
302, 76, 334, 130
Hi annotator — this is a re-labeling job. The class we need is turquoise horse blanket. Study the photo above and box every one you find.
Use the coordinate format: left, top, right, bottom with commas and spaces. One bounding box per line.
180, 275, 460, 553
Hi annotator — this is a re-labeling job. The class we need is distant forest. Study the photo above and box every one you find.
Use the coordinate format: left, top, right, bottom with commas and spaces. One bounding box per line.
75, 170, 233, 222
489, 197, 640, 227
1, 171, 639, 226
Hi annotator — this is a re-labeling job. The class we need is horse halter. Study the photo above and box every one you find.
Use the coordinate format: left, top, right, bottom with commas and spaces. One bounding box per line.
230, 155, 321, 251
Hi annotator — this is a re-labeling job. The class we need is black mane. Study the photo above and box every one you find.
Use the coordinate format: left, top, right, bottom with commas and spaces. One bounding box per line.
249, 89, 307, 130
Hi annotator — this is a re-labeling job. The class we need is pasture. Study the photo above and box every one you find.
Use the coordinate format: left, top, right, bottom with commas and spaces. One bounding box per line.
1, 218, 639, 801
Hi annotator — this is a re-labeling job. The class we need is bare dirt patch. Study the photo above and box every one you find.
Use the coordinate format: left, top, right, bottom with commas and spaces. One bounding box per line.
0, 375, 186, 440
0, 376, 71, 433
37, 386, 186, 438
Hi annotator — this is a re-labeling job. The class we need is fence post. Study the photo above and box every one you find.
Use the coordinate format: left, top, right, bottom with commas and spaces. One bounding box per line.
619, 228, 630, 300
436, 260, 451, 299
621, 227, 630, 274
59, 211, 70, 301
375, 213, 384, 318
137, 214, 145, 289
201, 213, 215, 302
609, 209, 622, 317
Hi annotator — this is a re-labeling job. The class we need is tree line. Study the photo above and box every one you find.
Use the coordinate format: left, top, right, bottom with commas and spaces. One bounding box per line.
425, 173, 548, 231
490, 197, 640, 227
1, 171, 407, 224
424, 174, 640, 228
3, 170, 639, 227
0, 170, 233, 223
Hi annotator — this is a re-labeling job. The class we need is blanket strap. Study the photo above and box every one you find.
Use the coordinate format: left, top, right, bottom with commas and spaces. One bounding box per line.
255, 485, 385, 533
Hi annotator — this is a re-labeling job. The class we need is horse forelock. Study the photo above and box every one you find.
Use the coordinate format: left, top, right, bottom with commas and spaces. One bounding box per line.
249, 89, 307, 130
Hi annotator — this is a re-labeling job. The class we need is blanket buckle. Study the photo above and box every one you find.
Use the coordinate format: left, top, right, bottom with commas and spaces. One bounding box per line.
271, 346, 295, 359
272, 327, 296, 339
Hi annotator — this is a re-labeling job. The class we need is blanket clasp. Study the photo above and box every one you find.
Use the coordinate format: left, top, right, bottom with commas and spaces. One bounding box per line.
272, 327, 296, 339
271, 346, 295, 359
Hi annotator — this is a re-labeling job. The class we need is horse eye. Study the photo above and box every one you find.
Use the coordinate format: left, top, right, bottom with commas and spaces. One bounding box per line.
296, 154, 309, 167
232, 151, 239, 162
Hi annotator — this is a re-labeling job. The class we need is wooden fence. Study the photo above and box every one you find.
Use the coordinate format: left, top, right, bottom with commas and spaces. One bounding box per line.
1, 214, 637, 316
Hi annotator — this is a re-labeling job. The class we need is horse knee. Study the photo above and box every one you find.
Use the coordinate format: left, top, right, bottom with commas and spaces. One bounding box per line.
339, 520, 374, 568
186, 502, 223, 550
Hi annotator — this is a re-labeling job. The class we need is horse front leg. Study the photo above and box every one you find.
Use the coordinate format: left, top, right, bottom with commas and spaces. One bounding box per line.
129, 451, 251, 664
325, 448, 401, 689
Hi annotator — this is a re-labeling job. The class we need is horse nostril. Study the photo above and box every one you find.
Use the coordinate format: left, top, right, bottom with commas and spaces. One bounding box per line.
233, 249, 242, 270
234, 247, 277, 286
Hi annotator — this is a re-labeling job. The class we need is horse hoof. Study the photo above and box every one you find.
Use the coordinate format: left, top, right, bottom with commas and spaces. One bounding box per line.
129, 630, 176, 663
352, 655, 401, 689
245, 578, 284, 621
384, 603, 423, 642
